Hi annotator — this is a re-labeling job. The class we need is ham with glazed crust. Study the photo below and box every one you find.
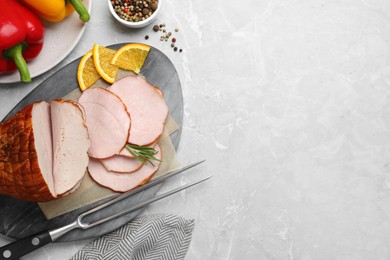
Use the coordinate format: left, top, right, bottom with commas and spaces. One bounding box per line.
109, 76, 168, 146
0, 100, 90, 202
78, 87, 131, 159
0, 102, 55, 201
88, 144, 162, 192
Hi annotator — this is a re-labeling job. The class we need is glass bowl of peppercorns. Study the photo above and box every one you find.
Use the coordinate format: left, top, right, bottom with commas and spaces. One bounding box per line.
108, 0, 161, 28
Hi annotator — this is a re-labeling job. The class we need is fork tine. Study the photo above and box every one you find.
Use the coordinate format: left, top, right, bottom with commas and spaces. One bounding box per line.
80, 160, 206, 217
84, 176, 212, 228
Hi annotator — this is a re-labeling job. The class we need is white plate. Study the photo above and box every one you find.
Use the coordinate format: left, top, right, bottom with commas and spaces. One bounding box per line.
0, 0, 91, 83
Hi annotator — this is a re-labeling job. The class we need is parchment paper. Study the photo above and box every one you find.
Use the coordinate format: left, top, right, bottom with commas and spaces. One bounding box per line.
39, 73, 180, 219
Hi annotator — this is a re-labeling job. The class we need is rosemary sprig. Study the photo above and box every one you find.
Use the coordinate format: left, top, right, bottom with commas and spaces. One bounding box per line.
126, 144, 161, 167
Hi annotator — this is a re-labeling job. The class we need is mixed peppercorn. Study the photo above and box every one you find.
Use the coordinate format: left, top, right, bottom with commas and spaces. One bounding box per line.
111, 0, 158, 22
110, 0, 184, 53
146, 23, 183, 53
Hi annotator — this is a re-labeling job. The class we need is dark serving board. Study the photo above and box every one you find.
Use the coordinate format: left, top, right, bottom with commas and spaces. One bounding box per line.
0, 43, 183, 242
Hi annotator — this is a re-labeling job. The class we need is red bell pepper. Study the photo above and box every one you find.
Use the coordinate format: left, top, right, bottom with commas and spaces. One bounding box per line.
0, 0, 45, 82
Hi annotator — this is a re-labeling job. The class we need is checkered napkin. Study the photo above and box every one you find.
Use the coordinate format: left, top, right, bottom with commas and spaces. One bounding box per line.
70, 214, 195, 260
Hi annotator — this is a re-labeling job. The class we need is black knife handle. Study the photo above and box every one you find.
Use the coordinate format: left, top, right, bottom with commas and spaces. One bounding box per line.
0, 230, 52, 260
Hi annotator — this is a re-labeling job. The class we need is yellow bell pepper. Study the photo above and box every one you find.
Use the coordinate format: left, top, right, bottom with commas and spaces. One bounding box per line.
22, 0, 90, 22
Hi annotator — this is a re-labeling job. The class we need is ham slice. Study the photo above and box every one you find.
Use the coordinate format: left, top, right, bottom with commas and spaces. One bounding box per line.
109, 76, 168, 146
78, 87, 130, 159
89, 144, 162, 192
100, 155, 143, 173
0, 100, 90, 202
51, 100, 90, 196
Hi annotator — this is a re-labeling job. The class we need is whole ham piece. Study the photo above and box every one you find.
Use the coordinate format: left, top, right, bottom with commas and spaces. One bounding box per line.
0, 100, 90, 202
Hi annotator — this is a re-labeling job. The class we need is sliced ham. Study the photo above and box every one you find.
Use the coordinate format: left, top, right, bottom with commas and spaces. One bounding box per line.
89, 144, 162, 192
0, 100, 90, 202
78, 87, 130, 159
109, 76, 168, 146
100, 155, 143, 173
51, 100, 90, 196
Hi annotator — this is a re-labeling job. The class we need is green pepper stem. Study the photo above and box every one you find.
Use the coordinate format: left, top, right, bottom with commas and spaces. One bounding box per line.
4, 43, 31, 82
68, 0, 90, 22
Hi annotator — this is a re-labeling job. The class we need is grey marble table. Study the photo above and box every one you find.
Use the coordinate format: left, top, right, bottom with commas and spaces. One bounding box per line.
2, 0, 390, 259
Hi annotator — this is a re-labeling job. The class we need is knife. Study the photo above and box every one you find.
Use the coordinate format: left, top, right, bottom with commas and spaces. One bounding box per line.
0, 160, 207, 260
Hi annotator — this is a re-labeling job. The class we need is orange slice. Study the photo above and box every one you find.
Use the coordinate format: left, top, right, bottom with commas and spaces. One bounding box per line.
93, 44, 118, 83
77, 50, 101, 91
111, 43, 150, 74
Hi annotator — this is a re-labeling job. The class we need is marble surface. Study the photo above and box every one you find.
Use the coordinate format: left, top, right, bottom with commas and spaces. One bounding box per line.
1, 0, 390, 259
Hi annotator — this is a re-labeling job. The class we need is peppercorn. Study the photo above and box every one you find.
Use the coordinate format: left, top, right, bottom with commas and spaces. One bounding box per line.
179, 49, 182, 52
150, 2, 157, 11
145, 35, 149, 40
172, 38, 176, 43
142, 8, 149, 15
174, 47, 178, 51
153, 25, 159, 32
